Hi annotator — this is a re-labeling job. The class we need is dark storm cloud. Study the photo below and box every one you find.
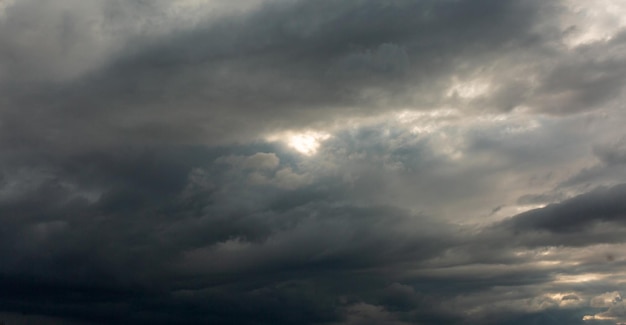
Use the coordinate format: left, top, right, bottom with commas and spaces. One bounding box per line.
1, 0, 546, 148
3, 0, 626, 324
1, 148, 625, 325
500, 183, 626, 233
0, 145, 461, 324
1, 136, 623, 324
0, 0, 625, 153
3, 115, 625, 324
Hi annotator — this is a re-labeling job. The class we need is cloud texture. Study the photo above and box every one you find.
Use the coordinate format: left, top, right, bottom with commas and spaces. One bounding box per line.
2, 0, 626, 324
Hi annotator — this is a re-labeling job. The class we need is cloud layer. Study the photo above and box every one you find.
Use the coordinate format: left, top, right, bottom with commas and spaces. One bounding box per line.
2, 0, 626, 324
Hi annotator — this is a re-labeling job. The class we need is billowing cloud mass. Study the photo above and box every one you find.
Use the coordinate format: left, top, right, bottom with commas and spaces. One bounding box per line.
2, 0, 626, 324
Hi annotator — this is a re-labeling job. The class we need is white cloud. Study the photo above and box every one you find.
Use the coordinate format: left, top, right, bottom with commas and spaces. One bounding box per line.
560, 0, 626, 47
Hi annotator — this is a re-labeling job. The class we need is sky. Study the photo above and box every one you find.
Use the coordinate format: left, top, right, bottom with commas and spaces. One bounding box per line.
1, 0, 626, 324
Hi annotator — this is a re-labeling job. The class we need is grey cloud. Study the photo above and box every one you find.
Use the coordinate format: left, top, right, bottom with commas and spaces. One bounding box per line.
0, 0, 170, 83
527, 34, 626, 114
0, 145, 460, 324
584, 292, 626, 324
1, 143, 626, 324
500, 183, 626, 233
1, 0, 546, 149
517, 192, 567, 206
4, 0, 626, 324
594, 138, 626, 166
1, 0, 625, 156
2, 117, 625, 324
16, 132, 616, 324
559, 137, 626, 190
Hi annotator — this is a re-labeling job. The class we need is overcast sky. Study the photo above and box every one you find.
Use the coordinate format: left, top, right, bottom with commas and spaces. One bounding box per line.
2, 0, 626, 324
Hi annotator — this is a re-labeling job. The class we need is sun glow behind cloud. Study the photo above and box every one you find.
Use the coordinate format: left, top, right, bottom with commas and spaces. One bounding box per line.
267, 130, 330, 156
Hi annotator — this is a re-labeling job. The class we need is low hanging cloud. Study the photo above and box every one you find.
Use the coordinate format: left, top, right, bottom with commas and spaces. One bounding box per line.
499, 184, 626, 234
2, 0, 626, 324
